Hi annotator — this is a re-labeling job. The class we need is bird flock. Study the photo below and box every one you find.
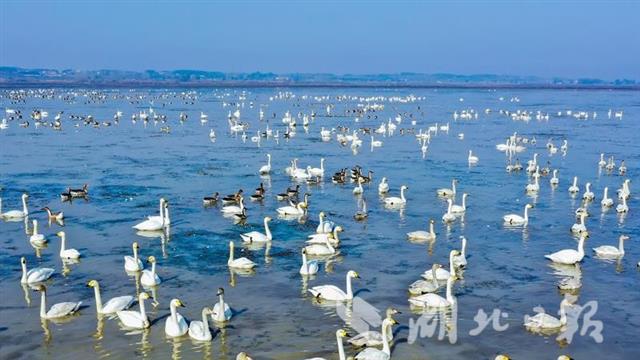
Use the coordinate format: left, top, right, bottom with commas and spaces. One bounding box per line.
1, 87, 636, 360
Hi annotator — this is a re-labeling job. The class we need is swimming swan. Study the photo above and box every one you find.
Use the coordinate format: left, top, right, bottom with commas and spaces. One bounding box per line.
503, 204, 533, 226
593, 235, 629, 258
57, 231, 81, 259
524, 298, 572, 331
211, 287, 233, 322
87, 279, 135, 314
124, 242, 144, 272
165, 298, 188, 337
422, 250, 460, 280
409, 264, 442, 295
409, 276, 456, 308
20, 257, 54, 284
300, 249, 319, 275
437, 180, 456, 197
228, 241, 256, 269
259, 154, 272, 175
37, 285, 82, 319
189, 307, 214, 341
141, 256, 162, 287
407, 219, 436, 241
309, 270, 360, 301
450, 193, 468, 213
0, 193, 29, 219
240, 216, 272, 243
117, 292, 150, 329
384, 185, 408, 207
545, 234, 588, 264
354, 318, 398, 360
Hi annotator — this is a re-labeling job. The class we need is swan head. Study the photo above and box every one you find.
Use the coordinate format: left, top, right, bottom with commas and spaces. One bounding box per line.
34, 284, 47, 292
620, 235, 630, 241
171, 298, 186, 308
216, 287, 225, 296
132, 242, 139, 250
432, 263, 443, 271
336, 329, 349, 338
56, 231, 65, 237
264, 216, 272, 222
147, 255, 156, 264
87, 279, 99, 288
386, 307, 401, 316
429, 219, 435, 224
557, 355, 574, 360
347, 270, 360, 279
319, 211, 326, 218
401, 185, 408, 190
20, 256, 27, 266
22, 193, 29, 200
139, 292, 150, 300
495, 355, 511, 360
525, 204, 534, 209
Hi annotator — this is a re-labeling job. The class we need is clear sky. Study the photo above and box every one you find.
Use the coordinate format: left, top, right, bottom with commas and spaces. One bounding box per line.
1, 0, 638, 79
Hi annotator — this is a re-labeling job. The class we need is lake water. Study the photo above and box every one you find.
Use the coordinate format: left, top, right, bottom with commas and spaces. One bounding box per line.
0, 87, 638, 360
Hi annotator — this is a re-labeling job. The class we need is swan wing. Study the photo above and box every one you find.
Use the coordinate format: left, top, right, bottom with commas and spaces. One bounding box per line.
47, 301, 82, 318
355, 347, 389, 360
349, 330, 383, 347
102, 295, 135, 313
27, 267, 54, 283
308, 285, 347, 301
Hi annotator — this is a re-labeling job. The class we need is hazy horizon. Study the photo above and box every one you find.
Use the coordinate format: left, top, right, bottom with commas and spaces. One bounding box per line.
2, 1, 639, 80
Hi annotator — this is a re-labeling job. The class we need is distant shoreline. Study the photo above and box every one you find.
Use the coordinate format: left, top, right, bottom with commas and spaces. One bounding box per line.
0, 81, 638, 90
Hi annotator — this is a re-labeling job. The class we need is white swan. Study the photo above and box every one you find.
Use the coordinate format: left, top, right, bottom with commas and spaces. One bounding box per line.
30, 219, 46, 245
308, 158, 325, 177
409, 264, 442, 295
437, 180, 456, 197
526, 175, 540, 193
407, 219, 436, 241
582, 182, 594, 200
598, 153, 606, 167
524, 298, 572, 331
550, 169, 559, 185
450, 193, 468, 213
568, 176, 579, 193
20, 257, 54, 284
87, 279, 135, 314
378, 177, 389, 194
316, 211, 336, 234
348, 312, 398, 351
452, 236, 467, 268
307, 226, 343, 245
124, 242, 144, 272
353, 177, 364, 195
409, 276, 455, 308
617, 179, 630, 200
222, 197, 245, 215
354, 318, 398, 360
211, 287, 233, 322
442, 198, 456, 222
146, 198, 169, 226
468, 150, 479, 164
545, 234, 588, 264
117, 292, 150, 329
384, 185, 408, 207
304, 235, 337, 256
309, 270, 359, 301
616, 196, 629, 213
141, 256, 162, 287
503, 204, 533, 226
228, 241, 256, 269
601, 187, 613, 207
0, 193, 29, 219
57, 231, 81, 259
189, 307, 214, 341
240, 216, 272, 243
133, 201, 166, 231
571, 213, 587, 234
37, 285, 82, 319
422, 250, 459, 280
300, 249, 319, 275
165, 298, 188, 337
277, 201, 306, 216
259, 154, 272, 175
593, 235, 629, 258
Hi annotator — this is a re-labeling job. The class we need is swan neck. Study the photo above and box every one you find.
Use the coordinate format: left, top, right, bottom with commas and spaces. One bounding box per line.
577, 237, 585, 256
201, 309, 211, 335
446, 279, 454, 304
170, 301, 178, 323
264, 219, 272, 240
524, 206, 529, 223
151, 261, 157, 275
449, 253, 456, 277
346, 274, 353, 299
21, 261, 27, 283
429, 222, 435, 236
381, 320, 391, 355
93, 285, 103, 312
229, 244, 234, 262
400, 187, 405, 202
336, 331, 346, 360
40, 289, 46, 318
22, 196, 28, 215
618, 237, 625, 254
604, 187, 608, 198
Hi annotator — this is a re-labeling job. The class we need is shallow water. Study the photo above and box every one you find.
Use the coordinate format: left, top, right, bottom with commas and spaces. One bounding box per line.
0, 87, 639, 360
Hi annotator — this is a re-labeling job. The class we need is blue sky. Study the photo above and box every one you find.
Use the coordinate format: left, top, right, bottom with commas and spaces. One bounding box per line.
1, 1, 638, 79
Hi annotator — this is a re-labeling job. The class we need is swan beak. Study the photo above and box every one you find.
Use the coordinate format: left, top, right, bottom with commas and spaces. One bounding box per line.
177, 300, 186, 307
